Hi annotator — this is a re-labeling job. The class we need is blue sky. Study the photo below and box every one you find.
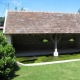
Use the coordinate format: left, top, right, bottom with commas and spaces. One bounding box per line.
0, 0, 80, 17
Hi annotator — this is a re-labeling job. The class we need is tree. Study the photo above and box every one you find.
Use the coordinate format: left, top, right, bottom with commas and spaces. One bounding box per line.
15, 7, 17, 11
21, 7, 25, 11
0, 32, 15, 79
0, 17, 5, 26
14, 7, 25, 11
78, 8, 80, 13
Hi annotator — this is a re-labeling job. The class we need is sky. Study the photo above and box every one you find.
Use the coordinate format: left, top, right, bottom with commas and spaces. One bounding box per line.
0, 0, 80, 17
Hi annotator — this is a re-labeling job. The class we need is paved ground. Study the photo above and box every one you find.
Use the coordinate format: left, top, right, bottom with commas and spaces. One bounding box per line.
17, 59, 80, 66
15, 49, 80, 56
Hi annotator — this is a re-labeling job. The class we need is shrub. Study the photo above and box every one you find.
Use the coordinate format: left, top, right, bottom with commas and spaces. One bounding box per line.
0, 32, 15, 79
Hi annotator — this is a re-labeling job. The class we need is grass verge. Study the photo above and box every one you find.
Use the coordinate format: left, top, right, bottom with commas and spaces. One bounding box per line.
16, 53, 80, 64
12, 61, 80, 80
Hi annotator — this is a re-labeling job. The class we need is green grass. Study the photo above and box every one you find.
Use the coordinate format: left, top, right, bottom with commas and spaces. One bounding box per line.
16, 57, 37, 64
0, 30, 3, 32
16, 53, 80, 64
12, 61, 80, 80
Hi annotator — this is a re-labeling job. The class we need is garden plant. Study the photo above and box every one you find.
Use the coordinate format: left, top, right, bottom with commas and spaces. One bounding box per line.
0, 32, 16, 80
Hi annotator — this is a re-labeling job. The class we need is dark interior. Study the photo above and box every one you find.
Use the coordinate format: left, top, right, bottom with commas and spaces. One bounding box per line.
12, 34, 77, 51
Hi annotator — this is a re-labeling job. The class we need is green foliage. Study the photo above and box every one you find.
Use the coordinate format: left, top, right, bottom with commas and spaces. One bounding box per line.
69, 38, 74, 42
43, 39, 48, 43
78, 8, 80, 13
21, 7, 25, 11
0, 32, 15, 79
16, 53, 80, 64
69, 38, 74, 44
0, 17, 5, 26
14, 7, 25, 11
15, 7, 17, 11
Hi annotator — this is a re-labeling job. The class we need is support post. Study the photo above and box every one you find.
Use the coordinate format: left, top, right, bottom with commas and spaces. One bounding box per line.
5, 35, 12, 44
53, 35, 58, 56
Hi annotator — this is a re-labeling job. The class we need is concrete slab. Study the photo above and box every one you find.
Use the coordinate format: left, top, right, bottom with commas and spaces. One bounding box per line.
15, 49, 80, 57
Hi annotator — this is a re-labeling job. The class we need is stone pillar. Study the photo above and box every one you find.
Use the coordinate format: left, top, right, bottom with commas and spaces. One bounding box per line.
5, 35, 12, 44
53, 35, 58, 56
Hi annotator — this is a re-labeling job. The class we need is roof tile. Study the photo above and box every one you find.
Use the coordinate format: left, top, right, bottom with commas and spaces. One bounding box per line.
4, 11, 80, 34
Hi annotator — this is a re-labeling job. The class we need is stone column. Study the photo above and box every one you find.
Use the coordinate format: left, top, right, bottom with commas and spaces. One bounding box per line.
53, 35, 58, 56
5, 35, 12, 44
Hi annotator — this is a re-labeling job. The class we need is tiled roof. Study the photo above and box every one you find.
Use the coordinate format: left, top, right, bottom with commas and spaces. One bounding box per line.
3, 10, 80, 34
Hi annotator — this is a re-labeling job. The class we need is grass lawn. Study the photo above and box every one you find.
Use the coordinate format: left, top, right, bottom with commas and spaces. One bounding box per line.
16, 53, 80, 64
0, 30, 3, 32
12, 61, 80, 80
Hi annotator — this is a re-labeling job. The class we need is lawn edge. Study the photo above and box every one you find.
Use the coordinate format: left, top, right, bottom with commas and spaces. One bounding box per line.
16, 59, 80, 66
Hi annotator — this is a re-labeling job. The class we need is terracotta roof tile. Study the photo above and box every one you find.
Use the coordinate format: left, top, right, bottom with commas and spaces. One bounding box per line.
3, 11, 80, 34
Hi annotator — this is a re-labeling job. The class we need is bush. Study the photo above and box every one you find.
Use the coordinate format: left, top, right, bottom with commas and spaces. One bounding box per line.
0, 32, 15, 79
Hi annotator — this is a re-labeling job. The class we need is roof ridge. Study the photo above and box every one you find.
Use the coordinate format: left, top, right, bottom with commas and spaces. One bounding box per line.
7, 10, 80, 14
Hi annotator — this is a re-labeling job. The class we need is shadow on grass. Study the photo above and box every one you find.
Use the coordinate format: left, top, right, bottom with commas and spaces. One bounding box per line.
20, 59, 37, 64
0, 62, 20, 80
16, 53, 80, 64
8, 62, 20, 80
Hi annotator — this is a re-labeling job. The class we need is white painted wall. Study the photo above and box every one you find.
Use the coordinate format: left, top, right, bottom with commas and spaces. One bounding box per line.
5, 35, 12, 44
